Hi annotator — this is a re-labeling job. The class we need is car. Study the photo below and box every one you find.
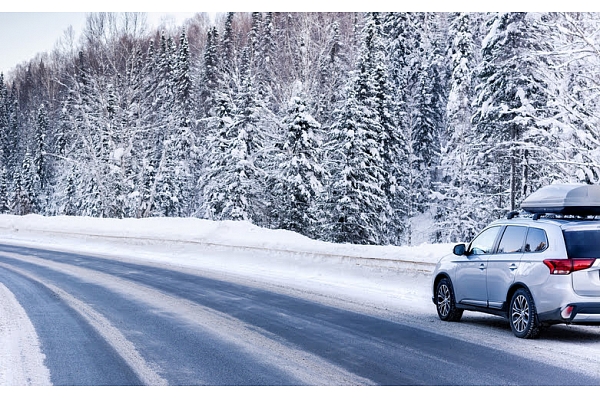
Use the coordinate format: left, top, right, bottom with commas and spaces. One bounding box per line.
432, 183, 600, 338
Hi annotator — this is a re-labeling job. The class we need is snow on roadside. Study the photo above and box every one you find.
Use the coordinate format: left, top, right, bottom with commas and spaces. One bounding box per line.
0, 214, 451, 265
0, 214, 452, 312
0, 283, 51, 385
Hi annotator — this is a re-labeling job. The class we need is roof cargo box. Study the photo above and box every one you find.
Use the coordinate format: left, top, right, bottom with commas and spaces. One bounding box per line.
521, 184, 600, 215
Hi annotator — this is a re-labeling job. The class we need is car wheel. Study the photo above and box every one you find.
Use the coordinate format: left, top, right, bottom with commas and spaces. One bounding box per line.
436, 277, 463, 322
509, 288, 541, 339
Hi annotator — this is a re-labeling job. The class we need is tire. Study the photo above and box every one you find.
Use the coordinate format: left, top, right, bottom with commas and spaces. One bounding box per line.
509, 288, 541, 339
435, 277, 463, 322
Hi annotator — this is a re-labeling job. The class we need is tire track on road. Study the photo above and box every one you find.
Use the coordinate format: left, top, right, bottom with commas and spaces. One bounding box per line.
0, 250, 374, 386
0, 261, 167, 386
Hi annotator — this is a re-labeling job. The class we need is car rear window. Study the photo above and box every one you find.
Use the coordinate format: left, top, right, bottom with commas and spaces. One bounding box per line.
563, 230, 600, 258
524, 228, 548, 253
497, 226, 528, 253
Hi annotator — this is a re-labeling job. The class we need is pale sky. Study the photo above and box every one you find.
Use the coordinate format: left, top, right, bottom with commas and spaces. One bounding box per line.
0, 12, 200, 75
0, 2, 578, 76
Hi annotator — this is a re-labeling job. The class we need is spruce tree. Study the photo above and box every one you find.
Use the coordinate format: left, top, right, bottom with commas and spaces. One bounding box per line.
436, 12, 480, 242
275, 92, 326, 236
326, 13, 390, 245
472, 12, 549, 215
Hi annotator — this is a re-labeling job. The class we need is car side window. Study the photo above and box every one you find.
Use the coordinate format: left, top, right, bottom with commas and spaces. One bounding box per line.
468, 226, 502, 255
524, 227, 548, 253
497, 225, 528, 254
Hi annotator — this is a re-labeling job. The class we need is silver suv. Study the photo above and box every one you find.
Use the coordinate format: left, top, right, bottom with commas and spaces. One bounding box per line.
432, 184, 600, 338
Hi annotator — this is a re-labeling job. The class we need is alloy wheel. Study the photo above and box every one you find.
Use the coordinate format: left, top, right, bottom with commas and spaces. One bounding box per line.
437, 284, 451, 318
511, 294, 530, 333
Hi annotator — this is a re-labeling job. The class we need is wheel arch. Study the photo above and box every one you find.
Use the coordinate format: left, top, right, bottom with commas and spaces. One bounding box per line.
433, 272, 452, 297
505, 282, 532, 312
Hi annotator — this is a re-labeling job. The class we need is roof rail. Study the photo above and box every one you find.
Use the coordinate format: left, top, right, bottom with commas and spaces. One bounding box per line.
532, 213, 544, 221
506, 211, 519, 220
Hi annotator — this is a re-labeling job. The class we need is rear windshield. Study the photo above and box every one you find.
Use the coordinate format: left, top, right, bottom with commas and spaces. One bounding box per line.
563, 230, 600, 258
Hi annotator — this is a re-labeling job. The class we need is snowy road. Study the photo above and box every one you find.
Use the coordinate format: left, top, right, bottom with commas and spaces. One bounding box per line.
1, 216, 600, 386
0, 241, 599, 385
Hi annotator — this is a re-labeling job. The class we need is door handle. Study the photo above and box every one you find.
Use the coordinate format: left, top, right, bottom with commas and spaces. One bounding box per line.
479, 263, 486, 271
509, 263, 518, 271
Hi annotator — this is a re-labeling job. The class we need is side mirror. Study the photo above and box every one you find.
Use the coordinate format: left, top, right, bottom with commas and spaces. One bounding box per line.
453, 243, 467, 256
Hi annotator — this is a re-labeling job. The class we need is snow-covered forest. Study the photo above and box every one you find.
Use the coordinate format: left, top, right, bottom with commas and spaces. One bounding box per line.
0, 12, 599, 246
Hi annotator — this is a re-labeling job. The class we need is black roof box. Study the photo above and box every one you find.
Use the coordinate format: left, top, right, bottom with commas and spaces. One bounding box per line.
521, 184, 600, 215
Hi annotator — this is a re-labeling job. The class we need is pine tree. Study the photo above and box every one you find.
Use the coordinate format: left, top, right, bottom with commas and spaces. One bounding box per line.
153, 30, 196, 217
275, 91, 326, 236
0, 167, 9, 214
13, 153, 38, 215
472, 12, 550, 216
200, 26, 221, 116
326, 13, 390, 245
0, 73, 7, 172
221, 13, 235, 71
200, 89, 235, 220
201, 42, 272, 223
34, 104, 48, 190
436, 12, 480, 242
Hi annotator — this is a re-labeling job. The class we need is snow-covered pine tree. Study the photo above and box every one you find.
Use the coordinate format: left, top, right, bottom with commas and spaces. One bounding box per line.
3, 86, 19, 184
200, 87, 235, 220
154, 30, 196, 217
132, 39, 164, 218
0, 167, 8, 214
325, 13, 390, 245
435, 12, 481, 242
174, 29, 196, 202
200, 26, 220, 116
367, 12, 408, 245
275, 88, 326, 236
0, 74, 7, 172
472, 12, 550, 216
33, 104, 48, 190
249, 12, 262, 63
202, 43, 272, 223
536, 13, 600, 185
13, 152, 38, 215
221, 13, 235, 73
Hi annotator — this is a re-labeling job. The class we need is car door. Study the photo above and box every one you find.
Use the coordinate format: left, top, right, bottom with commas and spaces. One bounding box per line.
486, 225, 528, 309
453, 226, 503, 307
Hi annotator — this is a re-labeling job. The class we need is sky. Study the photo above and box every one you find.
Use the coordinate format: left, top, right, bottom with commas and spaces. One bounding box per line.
0, 12, 200, 75
0, 2, 586, 76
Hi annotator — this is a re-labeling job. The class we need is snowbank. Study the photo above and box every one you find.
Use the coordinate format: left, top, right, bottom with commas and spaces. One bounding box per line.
0, 283, 51, 385
0, 214, 452, 270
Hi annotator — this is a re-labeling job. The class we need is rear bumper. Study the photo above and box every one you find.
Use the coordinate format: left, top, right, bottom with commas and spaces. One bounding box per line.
538, 302, 600, 324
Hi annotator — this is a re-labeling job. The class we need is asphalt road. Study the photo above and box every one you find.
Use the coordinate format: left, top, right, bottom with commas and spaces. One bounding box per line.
0, 243, 596, 386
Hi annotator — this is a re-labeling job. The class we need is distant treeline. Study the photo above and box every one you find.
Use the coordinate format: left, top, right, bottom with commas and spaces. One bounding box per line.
0, 12, 598, 245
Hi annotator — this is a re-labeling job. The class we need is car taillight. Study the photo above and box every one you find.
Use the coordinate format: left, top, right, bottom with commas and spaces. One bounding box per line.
543, 259, 596, 275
